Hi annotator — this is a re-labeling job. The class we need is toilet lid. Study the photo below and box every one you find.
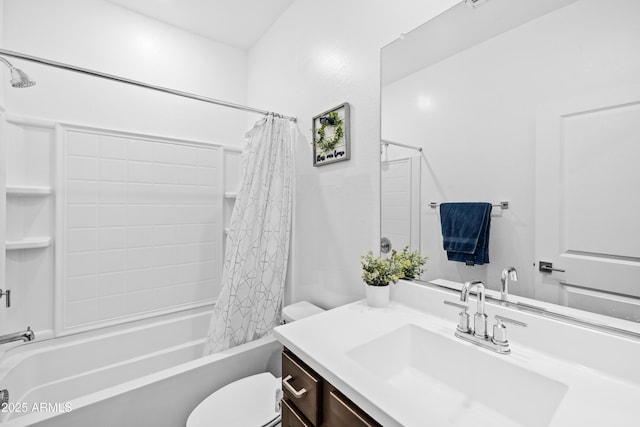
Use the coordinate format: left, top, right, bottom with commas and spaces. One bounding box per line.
187, 372, 281, 427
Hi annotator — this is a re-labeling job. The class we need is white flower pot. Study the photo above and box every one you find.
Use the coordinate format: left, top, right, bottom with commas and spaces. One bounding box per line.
366, 284, 390, 308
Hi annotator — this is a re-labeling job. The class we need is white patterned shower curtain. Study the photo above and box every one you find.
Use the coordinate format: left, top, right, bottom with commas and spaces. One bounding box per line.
203, 115, 294, 355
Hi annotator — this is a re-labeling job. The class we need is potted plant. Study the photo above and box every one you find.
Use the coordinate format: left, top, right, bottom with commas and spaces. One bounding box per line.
392, 246, 428, 280
361, 251, 401, 307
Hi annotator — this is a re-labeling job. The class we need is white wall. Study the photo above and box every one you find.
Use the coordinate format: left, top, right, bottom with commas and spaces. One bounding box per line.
248, 0, 459, 308
381, 0, 640, 298
1, 0, 248, 145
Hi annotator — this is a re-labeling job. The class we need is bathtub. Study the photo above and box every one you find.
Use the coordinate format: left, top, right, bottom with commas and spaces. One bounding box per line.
0, 307, 283, 427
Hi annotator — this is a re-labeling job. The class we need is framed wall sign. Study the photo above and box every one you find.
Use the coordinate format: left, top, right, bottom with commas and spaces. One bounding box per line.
312, 102, 350, 166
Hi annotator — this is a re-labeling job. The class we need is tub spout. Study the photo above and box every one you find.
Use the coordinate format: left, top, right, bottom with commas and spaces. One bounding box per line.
0, 326, 35, 345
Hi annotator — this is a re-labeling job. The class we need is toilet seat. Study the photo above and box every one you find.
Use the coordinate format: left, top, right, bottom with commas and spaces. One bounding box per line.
186, 372, 281, 427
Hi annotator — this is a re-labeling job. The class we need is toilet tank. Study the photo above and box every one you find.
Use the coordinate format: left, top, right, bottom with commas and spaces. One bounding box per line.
282, 301, 324, 323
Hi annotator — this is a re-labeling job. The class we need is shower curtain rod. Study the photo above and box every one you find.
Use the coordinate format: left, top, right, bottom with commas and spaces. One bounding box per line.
0, 48, 297, 122
381, 139, 422, 152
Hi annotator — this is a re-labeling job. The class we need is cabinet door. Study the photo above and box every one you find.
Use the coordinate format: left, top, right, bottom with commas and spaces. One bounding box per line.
282, 399, 311, 427
323, 385, 381, 427
282, 349, 322, 426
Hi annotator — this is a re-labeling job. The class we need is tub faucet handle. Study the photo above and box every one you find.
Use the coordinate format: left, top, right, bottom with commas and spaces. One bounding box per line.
0, 289, 10, 308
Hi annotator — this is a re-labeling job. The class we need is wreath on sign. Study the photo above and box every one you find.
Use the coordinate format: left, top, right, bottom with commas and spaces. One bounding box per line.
314, 111, 344, 153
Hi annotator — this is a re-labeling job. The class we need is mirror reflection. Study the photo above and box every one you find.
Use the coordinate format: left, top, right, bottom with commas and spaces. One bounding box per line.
380, 139, 422, 256
381, 0, 640, 322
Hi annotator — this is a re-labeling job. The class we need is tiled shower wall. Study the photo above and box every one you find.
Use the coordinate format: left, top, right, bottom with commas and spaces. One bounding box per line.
380, 156, 420, 255
61, 127, 222, 330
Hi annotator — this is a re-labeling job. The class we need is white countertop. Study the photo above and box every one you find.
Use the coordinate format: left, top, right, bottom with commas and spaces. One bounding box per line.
274, 281, 640, 427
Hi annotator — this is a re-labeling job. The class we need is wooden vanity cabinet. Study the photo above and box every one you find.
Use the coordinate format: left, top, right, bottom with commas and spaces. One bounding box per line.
282, 398, 312, 427
282, 348, 380, 427
323, 384, 380, 427
282, 349, 322, 426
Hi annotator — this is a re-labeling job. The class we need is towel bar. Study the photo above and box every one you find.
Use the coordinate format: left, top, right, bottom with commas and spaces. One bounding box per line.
429, 201, 509, 209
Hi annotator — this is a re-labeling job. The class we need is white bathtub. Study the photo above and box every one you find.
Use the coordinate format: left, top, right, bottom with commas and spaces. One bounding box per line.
0, 307, 283, 427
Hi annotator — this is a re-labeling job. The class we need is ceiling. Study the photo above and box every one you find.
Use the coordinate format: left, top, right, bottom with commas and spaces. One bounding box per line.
105, 0, 295, 50
381, 0, 577, 85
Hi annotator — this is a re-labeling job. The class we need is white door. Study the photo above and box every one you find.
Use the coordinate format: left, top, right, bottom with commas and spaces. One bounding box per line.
535, 86, 640, 321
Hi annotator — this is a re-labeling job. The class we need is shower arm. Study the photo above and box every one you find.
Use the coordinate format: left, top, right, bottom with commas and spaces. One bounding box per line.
0, 48, 296, 122
0, 56, 12, 68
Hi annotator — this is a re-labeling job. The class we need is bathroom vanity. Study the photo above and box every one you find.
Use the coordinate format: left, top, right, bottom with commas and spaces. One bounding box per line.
273, 280, 640, 427
281, 348, 380, 427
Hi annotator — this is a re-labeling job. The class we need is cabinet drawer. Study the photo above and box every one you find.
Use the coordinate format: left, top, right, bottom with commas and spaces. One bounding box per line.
282, 349, 322, 426
282, 398, 311, 427
324, 386, 381, 427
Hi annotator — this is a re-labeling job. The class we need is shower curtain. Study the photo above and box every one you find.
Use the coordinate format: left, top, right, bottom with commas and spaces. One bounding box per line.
204, 115, 294, 354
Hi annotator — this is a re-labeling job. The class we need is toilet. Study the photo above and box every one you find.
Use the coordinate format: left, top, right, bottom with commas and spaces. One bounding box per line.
186, 301, 324, 427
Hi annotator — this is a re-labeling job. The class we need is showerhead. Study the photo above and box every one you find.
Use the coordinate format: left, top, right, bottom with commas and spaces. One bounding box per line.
10, 67, 36, 88
0, 56, 36, 88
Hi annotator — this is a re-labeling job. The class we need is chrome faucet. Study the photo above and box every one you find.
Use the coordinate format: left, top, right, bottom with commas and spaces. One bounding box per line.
460, 280, 488, 338
0, 327, 35, 345
500, 267, 518, 301
444, 280, 527, 355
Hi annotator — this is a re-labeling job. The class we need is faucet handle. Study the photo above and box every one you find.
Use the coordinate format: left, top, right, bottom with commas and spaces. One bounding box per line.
492, 315, 527, 352
443, 301, 471, 333
443, 300, 468, 310
495, 315, 527, 328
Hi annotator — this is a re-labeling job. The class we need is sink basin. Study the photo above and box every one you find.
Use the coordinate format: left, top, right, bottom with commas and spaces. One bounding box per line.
347, 324, 567, 427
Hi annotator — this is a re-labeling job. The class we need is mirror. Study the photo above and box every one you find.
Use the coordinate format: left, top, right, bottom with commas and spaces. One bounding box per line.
380, 0, 640, 323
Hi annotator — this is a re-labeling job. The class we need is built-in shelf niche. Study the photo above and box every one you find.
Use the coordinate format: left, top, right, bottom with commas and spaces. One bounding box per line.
1, 114, 55, 338
222, 148, 241, 257
6, 237, 52, 250
6, 185, 53, 196
4, 115, 55, 245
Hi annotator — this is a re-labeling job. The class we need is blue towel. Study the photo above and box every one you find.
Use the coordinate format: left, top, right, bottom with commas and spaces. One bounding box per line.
439, 202, 492, 266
